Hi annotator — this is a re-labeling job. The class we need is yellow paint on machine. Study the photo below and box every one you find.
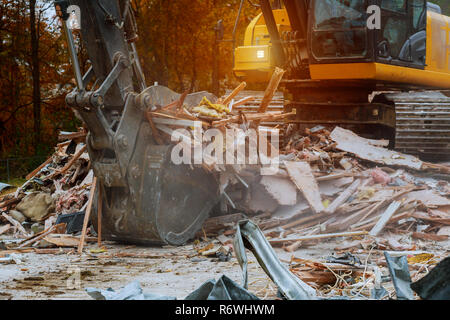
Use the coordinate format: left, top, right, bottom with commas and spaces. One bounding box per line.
234, 9, 290, 82
310, 11, 450, 89
426, 11, 450, 73
310, 62, 450, 89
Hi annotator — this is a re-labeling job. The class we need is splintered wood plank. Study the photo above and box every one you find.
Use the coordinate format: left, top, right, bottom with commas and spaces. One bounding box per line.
258, 67, 285, 113
223, 82, 246, 106
0, 224, 11, 235
285, 161, 324, 213
78, 177, 97, 254
369, 201, 402, 236
269, 231, 368, 244
325, 179, 361, 214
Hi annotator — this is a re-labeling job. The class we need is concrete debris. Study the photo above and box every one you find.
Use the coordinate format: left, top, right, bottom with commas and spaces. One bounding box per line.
1, 98, 449, 300
8, 210, 26, 224
86, 281, 176, 300
16, 192, 55, 222
260, 175, 297, 206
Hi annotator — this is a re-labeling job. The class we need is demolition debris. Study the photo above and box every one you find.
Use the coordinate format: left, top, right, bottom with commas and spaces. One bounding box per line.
1, 74, 450, 299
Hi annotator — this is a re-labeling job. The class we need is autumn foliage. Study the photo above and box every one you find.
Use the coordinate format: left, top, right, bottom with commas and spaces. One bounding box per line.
0, 0, 258, 166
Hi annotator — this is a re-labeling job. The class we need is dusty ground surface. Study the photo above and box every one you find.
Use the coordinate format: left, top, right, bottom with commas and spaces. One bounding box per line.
0, 240, 277, 300
1, 235, 448, 300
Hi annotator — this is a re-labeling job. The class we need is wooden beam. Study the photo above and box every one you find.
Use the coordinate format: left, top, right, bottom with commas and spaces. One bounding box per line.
369, 201, 402, 236
269, 231, 368, 244
97, 184, 103, 247
222, 82, 246, 106
325, 179, 361, 214
258, 67, 285, 113
26, 156, 53, 180
78, 177, 97, 254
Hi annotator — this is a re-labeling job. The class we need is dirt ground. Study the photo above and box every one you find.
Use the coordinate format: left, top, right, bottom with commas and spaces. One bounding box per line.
1, 235, 448, 300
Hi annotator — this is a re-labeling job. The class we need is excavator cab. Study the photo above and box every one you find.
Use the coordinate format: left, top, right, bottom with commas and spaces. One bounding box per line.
235, 0, 450, 87
307, 0, 450, 86
235, 0, 450, 158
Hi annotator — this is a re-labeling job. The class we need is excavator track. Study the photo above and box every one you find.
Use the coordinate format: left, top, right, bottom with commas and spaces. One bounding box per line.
382, 91, 450, 160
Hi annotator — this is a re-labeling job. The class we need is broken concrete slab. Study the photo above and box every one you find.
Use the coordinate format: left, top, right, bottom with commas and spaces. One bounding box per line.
285, 161, 324, 214
16, 192, 55, 222
260, 175, 297, 206
248, 183, 279, 213
330, 127, 423, 170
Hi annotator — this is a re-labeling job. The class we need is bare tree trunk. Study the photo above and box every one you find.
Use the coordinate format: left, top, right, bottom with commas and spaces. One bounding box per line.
30, 0, 41, 154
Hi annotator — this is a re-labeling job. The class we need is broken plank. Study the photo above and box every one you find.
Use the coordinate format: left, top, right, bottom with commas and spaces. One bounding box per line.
412, 232, 448, 242
258, 67, 285, 113
2, 213, 29, 237
97, 184, 103, 247
233, 96, 255, 108
269, 231, 368, 244
285, 161, 324, 214
369, 201, 403, 236
352, 211, 411, 232
223, 82, 247, 106
326, 202, 378, 232
315, 172, 355, 182
58, 130, 87, 141
17, 223, 66, 248
0, 224, 11, 235
44, 234, 81, 247
78, 177, 97, 254
325, 179, 361, 214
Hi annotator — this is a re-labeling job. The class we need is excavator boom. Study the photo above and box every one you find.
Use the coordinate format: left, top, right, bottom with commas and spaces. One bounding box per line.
54, 0, 220, 245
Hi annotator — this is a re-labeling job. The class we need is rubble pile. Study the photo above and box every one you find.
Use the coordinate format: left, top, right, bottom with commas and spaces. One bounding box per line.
0, 129, 92, 245
1, 69, 449, 299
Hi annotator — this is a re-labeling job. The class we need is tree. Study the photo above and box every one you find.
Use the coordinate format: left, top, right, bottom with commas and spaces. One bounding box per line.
0, 0, 77, 158
29, 0, 41, 153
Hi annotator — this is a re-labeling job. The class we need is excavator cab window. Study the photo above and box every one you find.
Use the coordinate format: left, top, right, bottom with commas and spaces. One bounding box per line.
377, 0, 427, 66
311, 0, 368, 59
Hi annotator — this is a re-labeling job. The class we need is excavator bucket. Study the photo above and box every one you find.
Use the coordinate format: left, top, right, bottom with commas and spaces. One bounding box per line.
90, 86, 220, 246
54, 0, 220, 245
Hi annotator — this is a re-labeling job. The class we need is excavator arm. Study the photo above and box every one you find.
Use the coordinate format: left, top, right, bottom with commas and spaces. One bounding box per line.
54, 0, 220, 245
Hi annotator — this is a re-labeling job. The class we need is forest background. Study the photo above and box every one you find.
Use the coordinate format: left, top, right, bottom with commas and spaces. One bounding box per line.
0, 0, 448, 180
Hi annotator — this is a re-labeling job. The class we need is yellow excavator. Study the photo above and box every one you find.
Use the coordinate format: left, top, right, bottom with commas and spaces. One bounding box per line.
233, 0, 450, 159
